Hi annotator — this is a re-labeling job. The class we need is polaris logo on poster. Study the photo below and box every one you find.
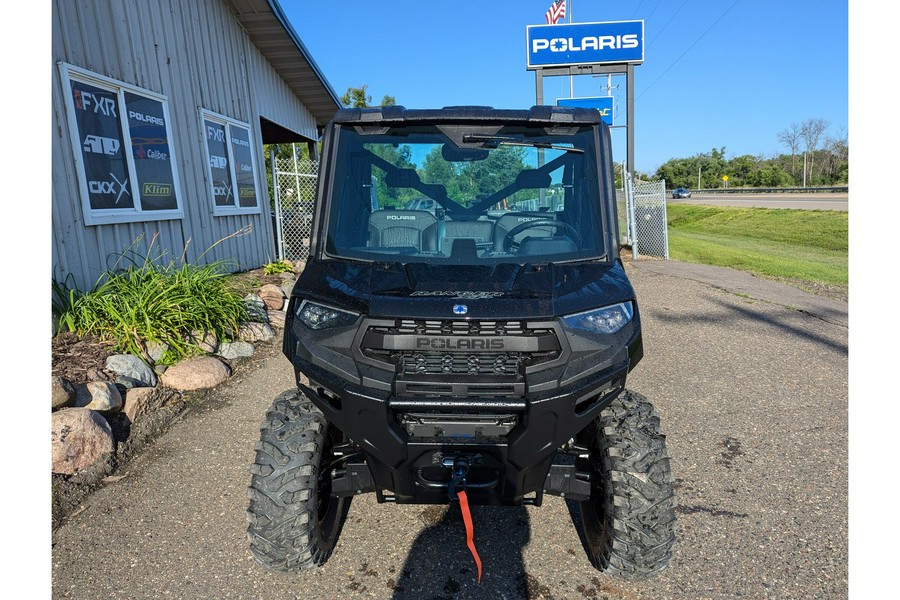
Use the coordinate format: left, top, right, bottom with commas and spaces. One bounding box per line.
526, 21, 644, 69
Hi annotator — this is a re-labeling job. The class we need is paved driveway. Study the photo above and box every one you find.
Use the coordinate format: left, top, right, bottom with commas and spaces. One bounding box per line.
51, 260, 848, 599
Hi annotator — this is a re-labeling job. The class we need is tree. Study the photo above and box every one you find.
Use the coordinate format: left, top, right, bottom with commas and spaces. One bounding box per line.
800, 118, 829, 185
340, 85, 396, 108
777, 122, 803, 176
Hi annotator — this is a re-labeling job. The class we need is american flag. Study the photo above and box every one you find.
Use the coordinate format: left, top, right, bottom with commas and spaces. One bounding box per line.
545, 0, 566, 25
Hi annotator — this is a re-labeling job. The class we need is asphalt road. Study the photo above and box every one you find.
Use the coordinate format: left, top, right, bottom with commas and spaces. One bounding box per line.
669, 192, 848, 211
50, 260, 849, 599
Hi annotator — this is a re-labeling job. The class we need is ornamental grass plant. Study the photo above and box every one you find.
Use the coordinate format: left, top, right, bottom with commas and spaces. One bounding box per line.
53, 232, 250, 364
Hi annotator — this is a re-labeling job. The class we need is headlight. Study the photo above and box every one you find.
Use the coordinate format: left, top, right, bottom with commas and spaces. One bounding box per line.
562, 301, 634, 335
296, 300, 359, 330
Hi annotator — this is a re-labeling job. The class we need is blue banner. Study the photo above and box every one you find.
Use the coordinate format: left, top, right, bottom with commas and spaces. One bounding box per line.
557, 97, 614, 125
527, 21, 644, 69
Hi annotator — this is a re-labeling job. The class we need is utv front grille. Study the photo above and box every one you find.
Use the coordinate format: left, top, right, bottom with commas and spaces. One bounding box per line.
360, 319, 561, 396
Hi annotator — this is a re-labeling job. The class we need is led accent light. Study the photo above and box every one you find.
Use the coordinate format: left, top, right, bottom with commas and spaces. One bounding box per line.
562, 302, 634, 335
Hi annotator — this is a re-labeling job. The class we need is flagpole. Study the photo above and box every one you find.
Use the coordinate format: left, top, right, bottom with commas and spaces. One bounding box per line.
569, 0, 574, 97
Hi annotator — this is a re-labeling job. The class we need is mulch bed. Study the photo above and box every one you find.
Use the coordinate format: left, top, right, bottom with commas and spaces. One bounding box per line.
51, 332, 116, 385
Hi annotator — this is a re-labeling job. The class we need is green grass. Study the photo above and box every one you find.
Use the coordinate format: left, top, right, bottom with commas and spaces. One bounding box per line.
665, 204, 848, 286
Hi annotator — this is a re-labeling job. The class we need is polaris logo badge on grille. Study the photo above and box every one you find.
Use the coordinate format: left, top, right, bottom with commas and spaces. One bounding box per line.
416, 338, 504, 350
453, 304, 468, 315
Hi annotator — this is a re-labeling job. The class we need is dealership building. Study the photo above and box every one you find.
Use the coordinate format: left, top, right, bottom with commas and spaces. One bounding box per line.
51, 0, 340, 292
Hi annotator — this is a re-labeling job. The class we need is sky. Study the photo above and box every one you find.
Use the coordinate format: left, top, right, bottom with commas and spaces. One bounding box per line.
282, 0, 849, 176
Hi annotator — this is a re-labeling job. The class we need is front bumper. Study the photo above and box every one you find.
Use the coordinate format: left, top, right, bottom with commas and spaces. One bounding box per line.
285, 313, 642, 505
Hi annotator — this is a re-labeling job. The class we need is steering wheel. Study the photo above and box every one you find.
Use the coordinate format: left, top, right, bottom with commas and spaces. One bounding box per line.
499, 220, 581, 252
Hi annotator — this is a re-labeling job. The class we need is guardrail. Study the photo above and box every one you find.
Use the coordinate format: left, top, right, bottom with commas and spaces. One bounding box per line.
689, 186, 848, 194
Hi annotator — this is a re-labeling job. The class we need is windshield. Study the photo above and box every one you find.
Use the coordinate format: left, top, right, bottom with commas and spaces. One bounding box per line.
323, 123, 608, 264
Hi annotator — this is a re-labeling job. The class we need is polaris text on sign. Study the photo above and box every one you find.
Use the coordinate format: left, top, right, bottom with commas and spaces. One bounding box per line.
526, 20, 644, 69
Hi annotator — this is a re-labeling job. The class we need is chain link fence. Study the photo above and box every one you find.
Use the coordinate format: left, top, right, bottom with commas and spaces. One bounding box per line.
272, 155, 319, 262
620, 176, 668, 259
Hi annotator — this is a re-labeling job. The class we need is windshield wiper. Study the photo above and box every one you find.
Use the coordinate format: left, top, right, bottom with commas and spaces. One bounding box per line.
461, 134, 584, 154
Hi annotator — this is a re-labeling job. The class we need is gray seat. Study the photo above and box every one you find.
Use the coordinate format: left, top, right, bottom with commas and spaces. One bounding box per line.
368, 210, 438, 252
442, 218, 494, 250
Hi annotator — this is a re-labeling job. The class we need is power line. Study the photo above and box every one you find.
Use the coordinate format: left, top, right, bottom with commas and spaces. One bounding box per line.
638, 0, 742, 99
646, 0, 691, 50
631, 1, 646, 19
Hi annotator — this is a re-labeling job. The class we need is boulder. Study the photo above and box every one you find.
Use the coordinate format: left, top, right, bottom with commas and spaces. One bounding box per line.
160, 356, 231, 391
267, 310, 286, 329
187, 330, 218, 354
51, 408, 115, 475
123, 387, 180, 423
244, 294, 269, 323
73, 381, 123, 413
105, 354, 157, 387
259, 284, 284, 311
52, 376, 76, 410
217, 341, 256, 360
238, 322, 276, 343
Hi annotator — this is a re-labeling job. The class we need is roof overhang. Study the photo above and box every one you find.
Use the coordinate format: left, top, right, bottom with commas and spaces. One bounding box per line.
224, 0, 342, 128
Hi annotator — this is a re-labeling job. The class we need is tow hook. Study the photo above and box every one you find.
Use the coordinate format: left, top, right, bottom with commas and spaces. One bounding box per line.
442, 456, 482, 583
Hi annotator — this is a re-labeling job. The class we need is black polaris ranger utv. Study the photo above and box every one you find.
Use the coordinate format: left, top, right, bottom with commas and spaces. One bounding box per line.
247, 105, 675, 581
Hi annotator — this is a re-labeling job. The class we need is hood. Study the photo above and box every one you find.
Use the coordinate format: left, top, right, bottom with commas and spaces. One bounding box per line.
293, 259, 636, 320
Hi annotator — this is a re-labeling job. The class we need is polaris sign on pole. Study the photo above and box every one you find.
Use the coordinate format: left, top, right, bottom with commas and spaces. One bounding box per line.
526, 21, 644, 69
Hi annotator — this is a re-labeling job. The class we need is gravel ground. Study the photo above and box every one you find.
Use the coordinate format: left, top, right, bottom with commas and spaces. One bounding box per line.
49, 260, 849, 599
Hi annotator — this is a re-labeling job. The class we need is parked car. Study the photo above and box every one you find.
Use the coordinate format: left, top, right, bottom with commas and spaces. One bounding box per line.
672, 188, 691, 199
404, 197, 436, 212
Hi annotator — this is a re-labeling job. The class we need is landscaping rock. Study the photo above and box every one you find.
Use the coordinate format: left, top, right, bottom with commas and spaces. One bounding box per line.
124, 387, 180, 423
106, 354, 157, 387
52, 375, 76, 410
267, 309, 286, 329
281, 282, 295, 299
259, 284, 285, 310
74, 381, 123, 413
238, 322, 276, 343
160, 356, 231, 390
51, 408, 115, 475
244, 294, 269, 323
217, 341, 256, 360
146, 341, 169, 363
188, 330, 218, 353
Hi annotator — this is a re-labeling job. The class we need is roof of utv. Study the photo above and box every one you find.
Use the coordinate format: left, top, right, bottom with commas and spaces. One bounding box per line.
330, 105, 603, 126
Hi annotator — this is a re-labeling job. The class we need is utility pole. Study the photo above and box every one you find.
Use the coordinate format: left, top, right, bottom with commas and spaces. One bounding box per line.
698, 165, 702, 190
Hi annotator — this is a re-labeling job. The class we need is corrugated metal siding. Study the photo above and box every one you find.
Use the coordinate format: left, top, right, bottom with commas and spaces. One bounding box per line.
52, 0, 319, 291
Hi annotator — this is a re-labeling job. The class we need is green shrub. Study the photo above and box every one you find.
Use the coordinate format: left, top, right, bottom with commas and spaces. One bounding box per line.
54, 234, 250, 363
263, 260, 294, 275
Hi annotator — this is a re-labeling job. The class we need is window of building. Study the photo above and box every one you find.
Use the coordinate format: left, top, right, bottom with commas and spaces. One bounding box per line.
200, 110, 261, 215
59, 63, 183, 226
